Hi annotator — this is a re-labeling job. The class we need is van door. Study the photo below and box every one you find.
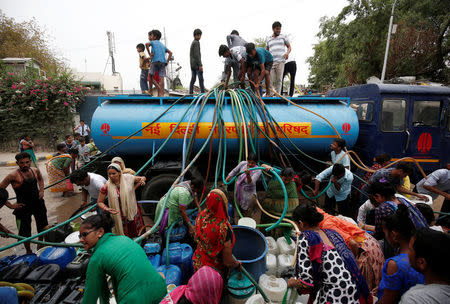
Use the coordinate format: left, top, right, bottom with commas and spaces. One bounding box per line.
408, 96, 442, 172
379, 97, 408, 159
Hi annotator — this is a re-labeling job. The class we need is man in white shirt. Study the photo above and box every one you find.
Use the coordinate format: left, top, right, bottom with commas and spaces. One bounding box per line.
70, 170, 106, 211
218, 44, 246, 89
74, 120, 91, 141
266, 21, 291, 95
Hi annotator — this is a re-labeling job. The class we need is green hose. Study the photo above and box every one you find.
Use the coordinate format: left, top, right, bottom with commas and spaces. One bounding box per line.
300, 180, 332, 200
0, 232, 83, 248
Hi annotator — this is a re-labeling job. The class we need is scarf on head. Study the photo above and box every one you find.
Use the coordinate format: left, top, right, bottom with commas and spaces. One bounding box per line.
106, 163, 137, 236
160, 266, 223, 304
194, 189, 234, 274
302, 229, 372, 304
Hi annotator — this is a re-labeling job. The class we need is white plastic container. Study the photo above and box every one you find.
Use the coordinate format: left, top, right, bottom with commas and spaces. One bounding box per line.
238, 217, 257, 229
266, 236, 279, 255
265, 253, 277, 276
277, 236, 295, 255
245, 294, 265, 304
277, 254, 294, 276
258, 274, 287, 303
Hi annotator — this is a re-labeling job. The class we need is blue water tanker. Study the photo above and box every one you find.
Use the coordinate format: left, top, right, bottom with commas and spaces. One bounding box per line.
91, 96, 358, 156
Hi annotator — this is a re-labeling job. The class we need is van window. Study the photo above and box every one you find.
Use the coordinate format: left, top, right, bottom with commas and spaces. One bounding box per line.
413, 100, 440, 126
350, 102, 374, 121
381, 99, 406, 132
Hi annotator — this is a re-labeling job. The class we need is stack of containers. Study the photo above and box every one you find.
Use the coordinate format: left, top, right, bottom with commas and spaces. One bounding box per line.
265, 236, 295, 277
143, 234, 162, 268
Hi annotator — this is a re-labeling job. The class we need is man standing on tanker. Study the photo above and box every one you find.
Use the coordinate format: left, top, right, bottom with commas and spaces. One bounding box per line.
0, 152, 48, 253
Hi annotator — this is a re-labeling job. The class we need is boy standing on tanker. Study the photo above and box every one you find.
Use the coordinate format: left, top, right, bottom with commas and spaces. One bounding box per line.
136, 43, 150, 94
189, 29, 205, 94
244, 42, 273, 97
0, 152, 48, 253
146, 30, 173, 97
266, 21, 291, 95
218, 44, 246, 89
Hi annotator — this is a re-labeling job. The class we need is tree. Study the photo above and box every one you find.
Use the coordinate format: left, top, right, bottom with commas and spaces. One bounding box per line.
254, 38, 266, 48
0, 10, 62, 71
307, 0, 450, 89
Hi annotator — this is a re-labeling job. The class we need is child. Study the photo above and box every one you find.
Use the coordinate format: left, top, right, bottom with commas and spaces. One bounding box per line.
136, 43, 150, 94
244, 43, 273, 97
330, 138, 350, 169
77, 137, 91, 168
189, 29, 205, 94
145, 30, 173, 97
73, 133, 81, 146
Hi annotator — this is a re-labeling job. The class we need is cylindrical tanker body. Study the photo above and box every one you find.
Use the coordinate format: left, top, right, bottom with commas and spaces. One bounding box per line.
91, 96, 358, 156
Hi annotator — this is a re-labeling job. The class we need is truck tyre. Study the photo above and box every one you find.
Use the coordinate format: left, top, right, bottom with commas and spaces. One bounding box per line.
140, 174, 178, 217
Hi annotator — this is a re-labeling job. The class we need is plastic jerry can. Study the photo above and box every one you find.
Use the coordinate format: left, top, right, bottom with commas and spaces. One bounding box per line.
258, 274, 287, 302
10, 253, 38, 267
276, 236, 295, 255
266, 236, 279, 255
0, 263, 31, 282
25, 264, 62, 283
38, 247, 76, 270
227, 271, 255, 304
143, 234, 162, 254
148, 254, 161, 268
277, 254, 294, 277
156, 264, 182, 286
265, 253, 277, 276
162, 242, 193, 283
245, 294, 265, 304
0, 255, 16, 270
65, 252, 91, 278
165, 225, 187, 242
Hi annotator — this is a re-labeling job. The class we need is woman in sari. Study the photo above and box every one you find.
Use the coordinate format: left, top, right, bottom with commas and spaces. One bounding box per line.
193, 189, 241, 277
316, 207, 384, 295
288, 204, 373, 304
19, 134, 37, 167
112, 157, 136, 175
97, 163, 146, 238
46, 148, 78, 197
160, 266, 223, 304
226, 153, 270, 223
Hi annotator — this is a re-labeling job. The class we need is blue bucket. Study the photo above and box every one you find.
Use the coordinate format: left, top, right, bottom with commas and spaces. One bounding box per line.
232, 225, 268, 281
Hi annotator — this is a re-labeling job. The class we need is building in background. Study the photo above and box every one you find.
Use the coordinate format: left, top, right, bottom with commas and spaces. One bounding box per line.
1, 58, 44, 75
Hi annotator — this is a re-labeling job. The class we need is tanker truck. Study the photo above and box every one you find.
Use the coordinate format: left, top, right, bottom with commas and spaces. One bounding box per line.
89, 93, 359, 206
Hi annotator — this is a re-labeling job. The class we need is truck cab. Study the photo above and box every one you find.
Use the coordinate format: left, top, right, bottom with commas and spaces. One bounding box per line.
327, 84, 450, 179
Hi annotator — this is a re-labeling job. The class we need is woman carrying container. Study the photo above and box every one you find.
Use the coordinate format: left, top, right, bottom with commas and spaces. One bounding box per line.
287, 205, 372, 304
226, 153, 270, 223
160, 266, 223, 304
193, 189, 241, 277
111, 156, 136, 175
155, 178, 203, 236
46, 148, 78, 197
19, 134, 37, 167
79, 214, 166, 304
97, 163, 146, 238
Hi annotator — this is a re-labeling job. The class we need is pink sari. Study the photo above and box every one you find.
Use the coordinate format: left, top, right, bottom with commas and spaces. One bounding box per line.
160, 266, 223, 304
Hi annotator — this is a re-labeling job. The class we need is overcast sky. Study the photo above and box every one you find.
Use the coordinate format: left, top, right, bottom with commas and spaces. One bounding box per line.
1, 0, 348, 90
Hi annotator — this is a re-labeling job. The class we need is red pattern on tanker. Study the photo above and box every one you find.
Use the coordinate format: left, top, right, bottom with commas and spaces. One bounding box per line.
101, 123, 110, 134
417, 132, 432, 153
342, 123, 351, 134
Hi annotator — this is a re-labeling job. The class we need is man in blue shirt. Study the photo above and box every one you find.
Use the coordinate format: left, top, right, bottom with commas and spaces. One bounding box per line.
314, 164, 353, 216
244, 42, 273, 97
145, 29, 173, 97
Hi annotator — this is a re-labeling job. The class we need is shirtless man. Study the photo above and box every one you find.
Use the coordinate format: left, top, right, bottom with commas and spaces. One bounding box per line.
0, 152, 48, 253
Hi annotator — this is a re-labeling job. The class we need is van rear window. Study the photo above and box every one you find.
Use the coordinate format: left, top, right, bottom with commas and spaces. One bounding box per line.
413, 100, 440, 126
350, 102, 374, 121
381, 99, 406, 132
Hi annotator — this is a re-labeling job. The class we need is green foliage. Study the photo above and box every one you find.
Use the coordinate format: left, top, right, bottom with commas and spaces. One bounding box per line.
0, 67, 86, 145
307, 0, 450, 89
254, 37, 266, 48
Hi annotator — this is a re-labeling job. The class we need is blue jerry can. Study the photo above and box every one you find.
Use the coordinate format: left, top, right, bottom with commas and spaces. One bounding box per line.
156, 264, 182, 286
162, 242, 193, 284
38, 247, 76, 270
165, 225, 187, 242
148, 254, 161, 268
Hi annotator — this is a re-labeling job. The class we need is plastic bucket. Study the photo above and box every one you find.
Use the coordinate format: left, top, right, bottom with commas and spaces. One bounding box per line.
232, 225, 268, 281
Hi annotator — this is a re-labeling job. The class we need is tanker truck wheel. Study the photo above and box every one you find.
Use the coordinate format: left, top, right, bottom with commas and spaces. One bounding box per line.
140, 174, 178, 218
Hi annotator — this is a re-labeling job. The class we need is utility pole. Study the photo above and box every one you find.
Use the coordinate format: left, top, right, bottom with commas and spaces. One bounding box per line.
107, 31, 117, 75
381, 0, 398, 83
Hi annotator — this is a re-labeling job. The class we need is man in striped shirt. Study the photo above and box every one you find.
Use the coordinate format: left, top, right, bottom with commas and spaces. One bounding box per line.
266, 21, 291, 95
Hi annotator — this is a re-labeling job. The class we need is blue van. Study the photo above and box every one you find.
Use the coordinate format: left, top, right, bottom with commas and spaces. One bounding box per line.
326, 84, 450, 178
